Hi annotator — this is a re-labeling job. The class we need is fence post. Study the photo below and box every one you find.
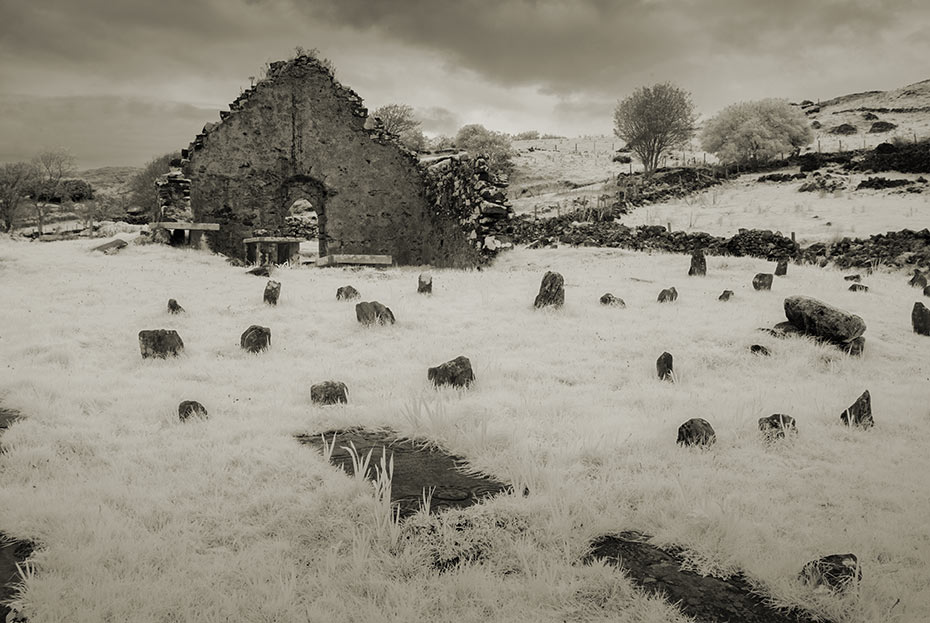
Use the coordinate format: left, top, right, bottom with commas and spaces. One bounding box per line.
667, 222, 671, 232
791, 232, 796, 243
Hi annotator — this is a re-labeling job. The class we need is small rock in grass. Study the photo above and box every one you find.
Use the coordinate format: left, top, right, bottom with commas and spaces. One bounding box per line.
240, 325, 271, 353
750, 344, 770, 356
92, 238, 127, 254
656, 352, 673, 381
263, 280, 281, 305
840, 390, 873, 429
848, 283, 868, 292
139, 329, 184, 359
688, 250, 706, 276
657, 287, 678, 303
336, 285, 360, 300
913, 302, 930, 336
924, 284, 930, 297
677, 418, 716, 447
356, 301, 396, 325
178, 400, 208, 421
418, 273, 432, 294
844, 274, 861, 282
800, 554, 861, 593
167, 298, 185, 314
247, 265, 271, 277
600, 293, 625, 306
758, 413, 796, 439
774, 260, 788, 276
534, 271, 564, 308
428, 356, 475, 388
908, 269, 927, 289
310, 381, 348, 405
752, 273, 774, 290
718, 290, 734, 302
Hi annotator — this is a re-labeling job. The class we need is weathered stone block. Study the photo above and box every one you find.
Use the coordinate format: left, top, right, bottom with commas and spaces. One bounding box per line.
428, 356, 475, 388
752, 273, 774, 290
657, 287, 678, 303
534, 271, 564, 308
139, 330, 184, 359
688, 250, 706, 276
356, 301, 395, 325
840, 390, 873, 429
336, 285, 360, 300
784, 295, 866, 343
656, 352, 673, 381
418, 273, 432, 294
179, 400, 208, 421
677, 418, 715, 447
913, 302, 930, 336
600, 293, 625, 306
774, 259, 788, 276
264, 280, 281, 305
241, 325, 271, 353
311, 381, 348, 405
718, 290, 734, 302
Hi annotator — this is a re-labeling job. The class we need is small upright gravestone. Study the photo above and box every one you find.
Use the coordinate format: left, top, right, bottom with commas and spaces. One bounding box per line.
178, 400, 208, 421
428, 356, 475, 388
688, 250, 706, 276
677, 418, 715, 447
139, 330, 184, 359
418, 273, 432, 294
240, 325, 271, 353
599, 293, 625, 307
908, 269, 927, 289
336, 285, 360, 301
718, 290, 734, 302
534, 271, 564, 308
800, 554, 861, 593
774, 260, 788, 276
758, 413, 796, 439
753, 273, 774, 290
656, 352, 673, 381
264, 280, 281, 305
840, 390, 873, 429
356, 301, 396, 325
310, 381, 348, 405
167, 299, 185, 314
657, 287, 678, 303
913, 302, 930, 336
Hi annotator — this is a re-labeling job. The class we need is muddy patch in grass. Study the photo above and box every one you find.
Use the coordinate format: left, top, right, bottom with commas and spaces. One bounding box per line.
587, 532, 832, 623
297, 428, 509, 517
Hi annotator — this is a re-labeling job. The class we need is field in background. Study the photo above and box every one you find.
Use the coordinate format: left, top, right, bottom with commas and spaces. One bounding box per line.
1, 238, 928, 622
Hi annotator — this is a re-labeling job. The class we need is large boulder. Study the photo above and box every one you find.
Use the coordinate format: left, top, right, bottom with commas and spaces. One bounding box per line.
534, 271, 564, 308
139, 330, 184, 359
784, 296, 866, 343
428, 356, 475, 388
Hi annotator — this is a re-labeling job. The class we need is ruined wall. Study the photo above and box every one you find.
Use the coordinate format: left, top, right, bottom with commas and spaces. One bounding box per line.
182, 55, 484, 267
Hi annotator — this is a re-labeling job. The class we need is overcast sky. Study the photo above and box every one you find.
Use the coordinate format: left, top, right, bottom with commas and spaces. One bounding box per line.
1, 0, 928, 169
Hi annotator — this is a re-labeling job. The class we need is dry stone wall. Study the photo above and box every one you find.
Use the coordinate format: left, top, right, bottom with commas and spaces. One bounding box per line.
182, 54, 497, 267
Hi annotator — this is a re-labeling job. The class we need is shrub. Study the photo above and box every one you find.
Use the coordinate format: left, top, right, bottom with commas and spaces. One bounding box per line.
454, 124, 515, 176
701, 99, 812, 165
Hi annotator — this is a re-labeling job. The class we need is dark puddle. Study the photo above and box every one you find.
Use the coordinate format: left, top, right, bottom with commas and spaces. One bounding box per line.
0, 408, 34, 621
587, 532, 831, 623
296, 428, 509, 517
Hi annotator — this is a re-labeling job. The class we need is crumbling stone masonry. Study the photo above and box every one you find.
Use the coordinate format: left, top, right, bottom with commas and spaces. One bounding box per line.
180, 54, 512, 266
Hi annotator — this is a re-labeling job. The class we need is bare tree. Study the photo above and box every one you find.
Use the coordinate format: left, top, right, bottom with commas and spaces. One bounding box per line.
613, 83, 697, 175
0, 162, 37, 233
372, 104, 421, 137
29, 149, 76, 235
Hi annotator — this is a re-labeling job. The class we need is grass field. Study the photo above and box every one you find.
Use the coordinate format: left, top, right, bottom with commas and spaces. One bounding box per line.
1, 237, 929, 622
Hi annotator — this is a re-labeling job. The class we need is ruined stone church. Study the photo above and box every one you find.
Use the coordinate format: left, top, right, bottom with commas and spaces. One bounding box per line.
173, 54, 513, 267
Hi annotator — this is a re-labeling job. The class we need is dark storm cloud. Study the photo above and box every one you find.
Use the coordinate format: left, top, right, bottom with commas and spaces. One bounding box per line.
292, 0, 926, 96
415, 106, 462, 136
0, 95, 215, 168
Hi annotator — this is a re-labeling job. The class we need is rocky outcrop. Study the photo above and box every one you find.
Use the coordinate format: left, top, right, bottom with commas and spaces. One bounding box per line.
784, 296, 866, 344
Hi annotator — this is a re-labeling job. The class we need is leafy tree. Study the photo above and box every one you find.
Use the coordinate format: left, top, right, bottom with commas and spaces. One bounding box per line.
372, 104, 420, 136
0, 162, 37, 232
701, 99, 813, 164
126, 152, 179, 221
454, 124, 516, 176
28, 149, 75, 235
613, 83, 697, 174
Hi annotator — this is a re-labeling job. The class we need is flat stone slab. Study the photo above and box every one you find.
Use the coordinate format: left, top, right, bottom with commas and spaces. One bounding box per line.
297, 428, 509, 517
153, 222, 220, 231
0, 535, 34, 623
587, 532, 831, 623
316, 254, 393, 267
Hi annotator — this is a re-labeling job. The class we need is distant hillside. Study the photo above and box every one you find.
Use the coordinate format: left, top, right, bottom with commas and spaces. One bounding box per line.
801, 78, 930, 151
78, 166, 140, 196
